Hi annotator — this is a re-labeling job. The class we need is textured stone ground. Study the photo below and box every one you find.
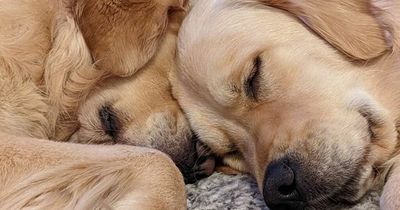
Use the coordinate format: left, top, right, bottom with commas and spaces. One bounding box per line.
186, 173, 380, 210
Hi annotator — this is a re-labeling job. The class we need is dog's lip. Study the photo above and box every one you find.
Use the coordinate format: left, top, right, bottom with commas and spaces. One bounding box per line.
298, 169, 364, 209
280, 148, 369, 209
298, 166, 366, 209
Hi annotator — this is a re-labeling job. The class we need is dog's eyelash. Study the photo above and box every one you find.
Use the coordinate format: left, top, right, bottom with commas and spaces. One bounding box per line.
99, 105, 120, 142
245, 56, 262, 100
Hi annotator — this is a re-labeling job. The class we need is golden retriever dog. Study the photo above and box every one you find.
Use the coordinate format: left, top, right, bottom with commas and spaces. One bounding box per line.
68, 18, 214, 183
0, 0, 211, 208
174, 0, 399, 209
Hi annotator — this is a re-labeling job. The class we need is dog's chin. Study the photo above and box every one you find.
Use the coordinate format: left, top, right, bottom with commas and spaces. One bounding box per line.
294, 187, 369, 210
304, 192, 363, 210
304, 168, 376, 209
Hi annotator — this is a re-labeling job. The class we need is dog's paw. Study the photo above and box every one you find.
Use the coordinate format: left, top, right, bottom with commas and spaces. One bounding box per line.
194, 140, 216, 175
184, 141, 216, 184
380, 159, 400, 210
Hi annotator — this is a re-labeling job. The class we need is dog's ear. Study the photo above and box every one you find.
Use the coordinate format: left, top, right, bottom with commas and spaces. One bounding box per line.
370, 0, 400, 53
259, 0, 391, 60
72, 0, 185, 77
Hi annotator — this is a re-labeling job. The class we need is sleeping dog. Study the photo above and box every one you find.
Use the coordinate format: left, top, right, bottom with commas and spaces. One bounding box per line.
0, 0, 213, 208
174, 0, 399, 209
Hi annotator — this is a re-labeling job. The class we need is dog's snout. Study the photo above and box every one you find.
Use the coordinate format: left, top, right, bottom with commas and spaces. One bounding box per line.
263, 160, 304, 210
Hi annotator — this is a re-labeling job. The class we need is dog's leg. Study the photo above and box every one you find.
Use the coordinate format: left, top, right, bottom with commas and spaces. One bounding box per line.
0, 133, 186, 210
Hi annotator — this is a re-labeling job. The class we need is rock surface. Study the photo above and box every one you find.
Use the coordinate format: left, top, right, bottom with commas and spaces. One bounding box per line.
186, 173, 380, 210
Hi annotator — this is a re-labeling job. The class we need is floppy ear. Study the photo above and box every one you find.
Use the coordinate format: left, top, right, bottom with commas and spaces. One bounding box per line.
370, 0, 400, 53
73, 0, 185, 77
260, 0, 391, 60
45, 1, 103, 140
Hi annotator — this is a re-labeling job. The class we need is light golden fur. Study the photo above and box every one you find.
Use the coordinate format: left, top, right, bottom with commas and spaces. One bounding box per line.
174, 0, 400, 209
0, 0, 191, 209
0, 133, 185, 209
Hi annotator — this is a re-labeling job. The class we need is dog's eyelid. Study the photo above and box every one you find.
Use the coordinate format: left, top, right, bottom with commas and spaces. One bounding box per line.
99, 105, 120, 142
244, 56, 262, 100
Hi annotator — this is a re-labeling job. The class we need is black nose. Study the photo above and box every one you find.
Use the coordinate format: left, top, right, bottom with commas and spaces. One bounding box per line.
263, 160, 304, 210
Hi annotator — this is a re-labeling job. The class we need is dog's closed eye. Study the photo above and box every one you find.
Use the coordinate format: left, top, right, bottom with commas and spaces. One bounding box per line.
245, 56, 262, 100
99, 105, 120, 142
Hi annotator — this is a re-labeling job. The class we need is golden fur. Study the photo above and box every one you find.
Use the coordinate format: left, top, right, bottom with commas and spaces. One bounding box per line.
174, 0, 400, 209
0, 0, 194, 209
0, 133, 185, 209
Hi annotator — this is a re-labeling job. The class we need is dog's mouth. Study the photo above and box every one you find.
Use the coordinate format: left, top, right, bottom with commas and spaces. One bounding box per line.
264, 169, 370, 210
306, 166, 371, 209
304, 177, 365, 210
263, 148, 375, 210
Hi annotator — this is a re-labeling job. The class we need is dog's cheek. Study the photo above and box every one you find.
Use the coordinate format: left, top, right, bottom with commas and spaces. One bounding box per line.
380, 159, 400, 209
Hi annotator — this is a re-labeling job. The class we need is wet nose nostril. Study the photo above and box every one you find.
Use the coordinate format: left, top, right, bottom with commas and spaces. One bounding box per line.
278, 182, 297, 196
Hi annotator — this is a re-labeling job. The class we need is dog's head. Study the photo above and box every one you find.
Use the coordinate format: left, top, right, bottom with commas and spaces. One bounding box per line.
63, 0, 214, 183
175, 0, 398, 208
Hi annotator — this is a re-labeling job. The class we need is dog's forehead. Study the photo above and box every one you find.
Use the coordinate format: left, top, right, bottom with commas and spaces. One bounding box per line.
177, 0, 321, 103
180, 0, 309, 52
